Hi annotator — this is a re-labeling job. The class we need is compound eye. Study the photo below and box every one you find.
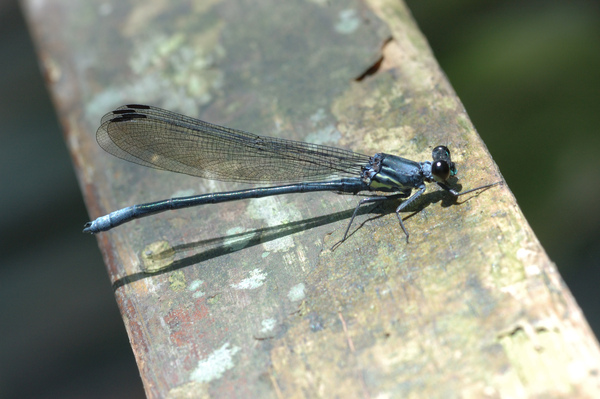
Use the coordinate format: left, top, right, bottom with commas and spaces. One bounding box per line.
432, 160, 451, 181
432, 146, 450, 161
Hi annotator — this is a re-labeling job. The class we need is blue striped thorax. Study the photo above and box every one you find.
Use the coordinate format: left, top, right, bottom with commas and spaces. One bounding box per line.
362, 146, 457, 192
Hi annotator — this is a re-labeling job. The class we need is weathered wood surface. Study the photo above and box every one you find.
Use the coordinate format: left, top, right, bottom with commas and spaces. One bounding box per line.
23, 0, 600, 397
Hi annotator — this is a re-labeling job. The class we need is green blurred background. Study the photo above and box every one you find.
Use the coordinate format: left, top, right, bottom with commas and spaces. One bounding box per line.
1, 0, 598, 397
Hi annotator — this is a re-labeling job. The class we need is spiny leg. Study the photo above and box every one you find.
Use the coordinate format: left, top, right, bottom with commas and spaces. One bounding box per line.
335, 193, 409, 248
394, 186, 426, 243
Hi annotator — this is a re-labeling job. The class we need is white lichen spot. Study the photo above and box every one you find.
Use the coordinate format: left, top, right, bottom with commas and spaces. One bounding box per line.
98, 2, 112, 16
309, 108, 327, 123
335, 9, 360, 34
516, 247, 536, 262
287, 283, 306, 302
307, 0, 329, 6
188, 279, 205, 298
172, 188, 195, 197
261, 318, 277, 333
516, 248, 541, 276
224, 226, 255, 251
247, 197, 300, 252
230, 268, 267, 290
525, 264, 541, 276
190, 343, 240, 383
305, 125, 341, 145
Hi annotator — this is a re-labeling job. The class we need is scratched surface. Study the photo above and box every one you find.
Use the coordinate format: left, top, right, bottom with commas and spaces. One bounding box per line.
23, 0, 600, 397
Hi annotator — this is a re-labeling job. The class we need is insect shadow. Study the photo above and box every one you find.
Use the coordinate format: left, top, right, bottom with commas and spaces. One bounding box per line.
112, 183, 484, 290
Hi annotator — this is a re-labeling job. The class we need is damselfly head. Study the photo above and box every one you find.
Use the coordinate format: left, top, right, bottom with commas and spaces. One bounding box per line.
431, 145, 457, 181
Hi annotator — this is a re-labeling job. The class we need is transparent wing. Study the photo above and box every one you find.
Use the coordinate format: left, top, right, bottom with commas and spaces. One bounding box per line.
96, 104, 369, 184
